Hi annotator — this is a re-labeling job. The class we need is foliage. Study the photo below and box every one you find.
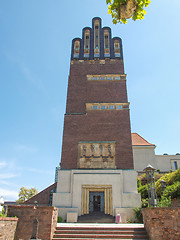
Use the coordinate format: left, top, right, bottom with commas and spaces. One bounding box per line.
0, 207, 6, 217
137, 177, 142, 188
163, 181, 180, 199
106, 0, 151, 24
156, 168, 180, 197
157, 196, 172, 208
138, 184, 148, 199
141, 198, 149, 208
16, 187, 38, 203
57, 216, 63, 223
133, 207, 143, 223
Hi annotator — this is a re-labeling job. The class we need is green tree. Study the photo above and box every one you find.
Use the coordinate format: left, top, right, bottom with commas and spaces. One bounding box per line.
106, 0, 151, 24
16, 187, 38, 203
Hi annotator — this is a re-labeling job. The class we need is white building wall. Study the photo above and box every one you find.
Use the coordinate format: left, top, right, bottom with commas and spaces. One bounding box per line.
132, 146, 157, 172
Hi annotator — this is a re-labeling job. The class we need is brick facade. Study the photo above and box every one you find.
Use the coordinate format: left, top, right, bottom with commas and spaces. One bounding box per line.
61, 59, 133, 170
142, 207, 180, 240
0, 217, 18, 240
23, 182, 57, 205
7, 205, 58, 240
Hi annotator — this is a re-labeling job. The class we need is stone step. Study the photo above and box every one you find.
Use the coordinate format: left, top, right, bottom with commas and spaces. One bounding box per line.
52, 238, 149, 240
55, 230, 147, 235
53, 224, 149, 240
53, 233, 148, 238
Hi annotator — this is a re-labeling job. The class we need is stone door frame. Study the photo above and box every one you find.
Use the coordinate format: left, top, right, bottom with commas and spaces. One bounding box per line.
81, 185, 112, 215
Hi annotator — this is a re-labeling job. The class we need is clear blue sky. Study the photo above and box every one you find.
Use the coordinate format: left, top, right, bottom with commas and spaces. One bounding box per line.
0, 0, 180, 201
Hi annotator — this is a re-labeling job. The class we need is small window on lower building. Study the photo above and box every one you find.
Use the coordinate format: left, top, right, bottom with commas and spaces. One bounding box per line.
108, 105, 115, 109
101, 105, 106, 110
174, 161, 178, 170
92, 105, 99, 110
116, 105, 122, 109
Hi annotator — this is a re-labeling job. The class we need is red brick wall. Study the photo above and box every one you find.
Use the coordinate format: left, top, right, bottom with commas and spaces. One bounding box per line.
0, 217, 18, 240
23, 182, 57, 205
61, 59, 134, 169
66, 59, 125, 114
7, 205, 58, 240
61, 110, 133, 169
142, 207, 180, 240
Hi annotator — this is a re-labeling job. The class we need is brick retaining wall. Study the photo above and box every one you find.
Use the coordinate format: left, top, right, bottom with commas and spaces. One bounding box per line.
142, 207, 180, 240
0, 217, 18, 240
7, 205, 58, 240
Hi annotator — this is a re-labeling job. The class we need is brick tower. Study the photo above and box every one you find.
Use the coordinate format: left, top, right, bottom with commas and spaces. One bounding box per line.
53, 17, 140, 222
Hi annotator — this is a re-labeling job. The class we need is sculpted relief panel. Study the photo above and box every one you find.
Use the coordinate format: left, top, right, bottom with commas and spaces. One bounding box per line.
78, 142, 116, 169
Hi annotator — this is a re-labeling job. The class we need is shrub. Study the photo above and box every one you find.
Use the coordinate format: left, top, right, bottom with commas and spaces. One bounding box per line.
137, 177, 142, 188
141, 198, 149, 208
163, 181, 180, 199
57, 216, 63, 223
133, 207, 143, 223
138, 184, 148, 199
157, 196, 171, 207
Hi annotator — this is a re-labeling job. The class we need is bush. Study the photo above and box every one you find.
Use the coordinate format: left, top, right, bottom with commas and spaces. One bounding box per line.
156, 168, 180, 197
137, 177, 142, 188
163, 181, 180, 199
138, 184, 148, 199
157, 196, 171, 207
141, 198, 149, 208
133, 207, 143, 223
57, 216, 63, 223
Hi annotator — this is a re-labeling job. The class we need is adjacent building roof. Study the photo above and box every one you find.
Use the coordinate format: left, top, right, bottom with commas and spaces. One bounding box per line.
132, 133, 155, 146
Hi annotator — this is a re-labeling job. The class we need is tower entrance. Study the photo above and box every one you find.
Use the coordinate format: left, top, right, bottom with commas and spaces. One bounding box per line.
81, 185, 112, 215
89, 192, 104, 213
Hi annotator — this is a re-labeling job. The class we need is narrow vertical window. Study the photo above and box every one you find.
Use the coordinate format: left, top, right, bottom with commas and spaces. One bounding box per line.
94, 21, 100, 57
74, 41, 80, 58
174, 161, 178, 170
114, 40, 120, 57
104, 30, 110, 57
84, 30, 90, 58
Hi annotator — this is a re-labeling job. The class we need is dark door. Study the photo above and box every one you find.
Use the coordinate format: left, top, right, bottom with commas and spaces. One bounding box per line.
93, 195, 101, 211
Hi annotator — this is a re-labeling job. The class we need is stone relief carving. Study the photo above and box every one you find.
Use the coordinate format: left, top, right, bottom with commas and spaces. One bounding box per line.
78, 142, 116, 169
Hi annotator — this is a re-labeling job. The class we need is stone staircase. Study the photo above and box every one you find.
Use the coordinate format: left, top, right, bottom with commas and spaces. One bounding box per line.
52, 223, 149, 239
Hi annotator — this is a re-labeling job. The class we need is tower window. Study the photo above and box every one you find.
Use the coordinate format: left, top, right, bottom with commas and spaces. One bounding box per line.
174, 161, 178, 170
114, 40, 120, 57
104, 30, 110, 57
108, 105, 115, 109
84, 30, 90, 58
92, 105, 99, 110
74, 41, 80, 58
101, 105, 106, 110
94, 20, 100, 57
116, 105, 122, 109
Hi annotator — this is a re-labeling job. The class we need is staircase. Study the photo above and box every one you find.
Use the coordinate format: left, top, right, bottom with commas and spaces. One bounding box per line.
52, 223, 149, 239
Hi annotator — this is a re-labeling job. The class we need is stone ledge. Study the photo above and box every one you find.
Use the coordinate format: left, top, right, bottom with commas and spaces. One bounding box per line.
0, 217, 18, 221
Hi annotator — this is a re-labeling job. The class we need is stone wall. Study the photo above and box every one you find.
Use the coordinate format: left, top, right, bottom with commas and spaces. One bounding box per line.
0, 217, 18, 240
7, 205, 58, 240
142, 207, 180, 240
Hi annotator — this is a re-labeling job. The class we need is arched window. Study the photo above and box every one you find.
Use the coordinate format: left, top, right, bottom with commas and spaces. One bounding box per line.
84, 30, 90, 58
114, 40, 120, 57
74, 40, 80, 58
104, 30, 110, 57
94, 20, 100, 57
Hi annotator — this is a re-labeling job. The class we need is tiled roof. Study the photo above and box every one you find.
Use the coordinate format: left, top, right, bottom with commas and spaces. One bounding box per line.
132, 133, 155, 146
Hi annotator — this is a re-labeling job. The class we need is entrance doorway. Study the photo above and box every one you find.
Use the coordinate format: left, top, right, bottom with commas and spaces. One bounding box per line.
89, 192, 104, 213
93, 195, 100, 211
